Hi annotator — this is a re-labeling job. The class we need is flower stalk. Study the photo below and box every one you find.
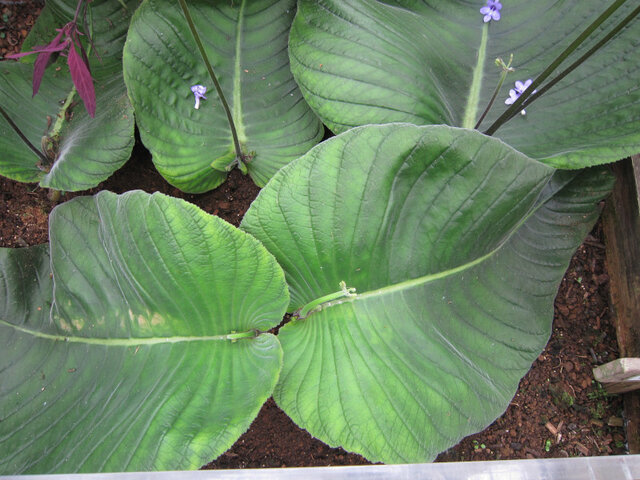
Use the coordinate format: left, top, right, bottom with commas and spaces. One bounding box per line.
484, 0, 633, 135
513, 3, 640, 123
177, 0, 244, 166
474, 55, 514, 130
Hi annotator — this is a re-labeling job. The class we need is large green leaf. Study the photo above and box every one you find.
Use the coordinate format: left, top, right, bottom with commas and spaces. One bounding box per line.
122, 0, 323, 192
0, 191, 289, 473
242, 124, 614, 463
289, 0, 640, 168
0, 0, 136, 191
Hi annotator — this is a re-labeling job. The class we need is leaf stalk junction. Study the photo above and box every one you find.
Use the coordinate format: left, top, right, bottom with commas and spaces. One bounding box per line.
296, 281, 357, 319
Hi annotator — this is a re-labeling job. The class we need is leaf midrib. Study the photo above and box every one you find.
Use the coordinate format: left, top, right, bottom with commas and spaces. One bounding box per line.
233, 0, 248, 143
462, 23, 488, 129
0, 319, 259, 345
304, 172, 555, 316
304, 247, 496, 317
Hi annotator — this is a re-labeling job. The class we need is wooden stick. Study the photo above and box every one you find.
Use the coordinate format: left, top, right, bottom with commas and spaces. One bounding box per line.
603, 157, 640, 451
594, 358, 640, 393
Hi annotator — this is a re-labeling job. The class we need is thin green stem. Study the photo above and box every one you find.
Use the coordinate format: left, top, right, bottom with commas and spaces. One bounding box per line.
474, 55, 513, 130
232, 0, 248, 173
50, 86, 77, 138
484, 0, 630, 136
0, 104, 49, 164
178, 0, 243, 162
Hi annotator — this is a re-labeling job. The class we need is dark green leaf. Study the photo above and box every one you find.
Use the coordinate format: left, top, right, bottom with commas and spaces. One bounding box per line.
289, 0, 640, 168
123, 0, 323, 192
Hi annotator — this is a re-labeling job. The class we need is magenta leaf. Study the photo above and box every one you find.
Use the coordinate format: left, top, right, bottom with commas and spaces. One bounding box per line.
32, 43, 67, 96
6, 28, 70, 97
76, 37, 92, 76
4, 42, 66, 59
5, 27, 70, 60
5, 50, 41, 59
5, 30, 68, 58
33, 29, 71, 96
32, 53, 52, 96
67, 40, 96, 118
5, 15, 99, 118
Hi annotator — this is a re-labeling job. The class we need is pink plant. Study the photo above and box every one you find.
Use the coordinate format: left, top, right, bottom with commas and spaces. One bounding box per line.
6, 0, 96, 118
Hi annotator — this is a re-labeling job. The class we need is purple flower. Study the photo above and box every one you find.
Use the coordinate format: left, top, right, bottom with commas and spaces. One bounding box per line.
480, 0, 502, 23
191, 85, 207, 109
505, 79, 537, 115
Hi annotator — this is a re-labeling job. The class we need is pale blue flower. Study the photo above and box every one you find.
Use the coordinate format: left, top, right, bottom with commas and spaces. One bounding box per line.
480, 0, 502, 23
191, 84, 207, 109
505, 79, 537, 115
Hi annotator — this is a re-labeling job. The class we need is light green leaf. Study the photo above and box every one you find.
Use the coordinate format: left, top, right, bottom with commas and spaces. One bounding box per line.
289, 0, 640, 168
242, 124, 613, 463
0, 0, 136, 191
0, 191, 289, 473
123, 0, 323, 192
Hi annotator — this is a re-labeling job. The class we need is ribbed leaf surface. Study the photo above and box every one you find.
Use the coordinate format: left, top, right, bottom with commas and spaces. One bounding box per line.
123, 0, 323, 192
0, 191, 289, 473
242, 124, 614, 463
289, 0, 640, 168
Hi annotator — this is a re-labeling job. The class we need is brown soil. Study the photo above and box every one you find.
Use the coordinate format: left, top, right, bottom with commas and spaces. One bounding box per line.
1, 0, 628, 470
0, 140, 260, 246
0, 0, 41, 59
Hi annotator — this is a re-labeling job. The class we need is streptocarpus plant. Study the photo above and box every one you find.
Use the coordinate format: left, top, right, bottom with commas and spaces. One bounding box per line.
0, 123, 612, 472
0, 124, 609, 472
0, 0, 631, 473
122, 0, 323, 192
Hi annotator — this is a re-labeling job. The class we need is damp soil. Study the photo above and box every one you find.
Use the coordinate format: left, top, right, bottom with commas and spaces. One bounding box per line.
0, 0, 629, 469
